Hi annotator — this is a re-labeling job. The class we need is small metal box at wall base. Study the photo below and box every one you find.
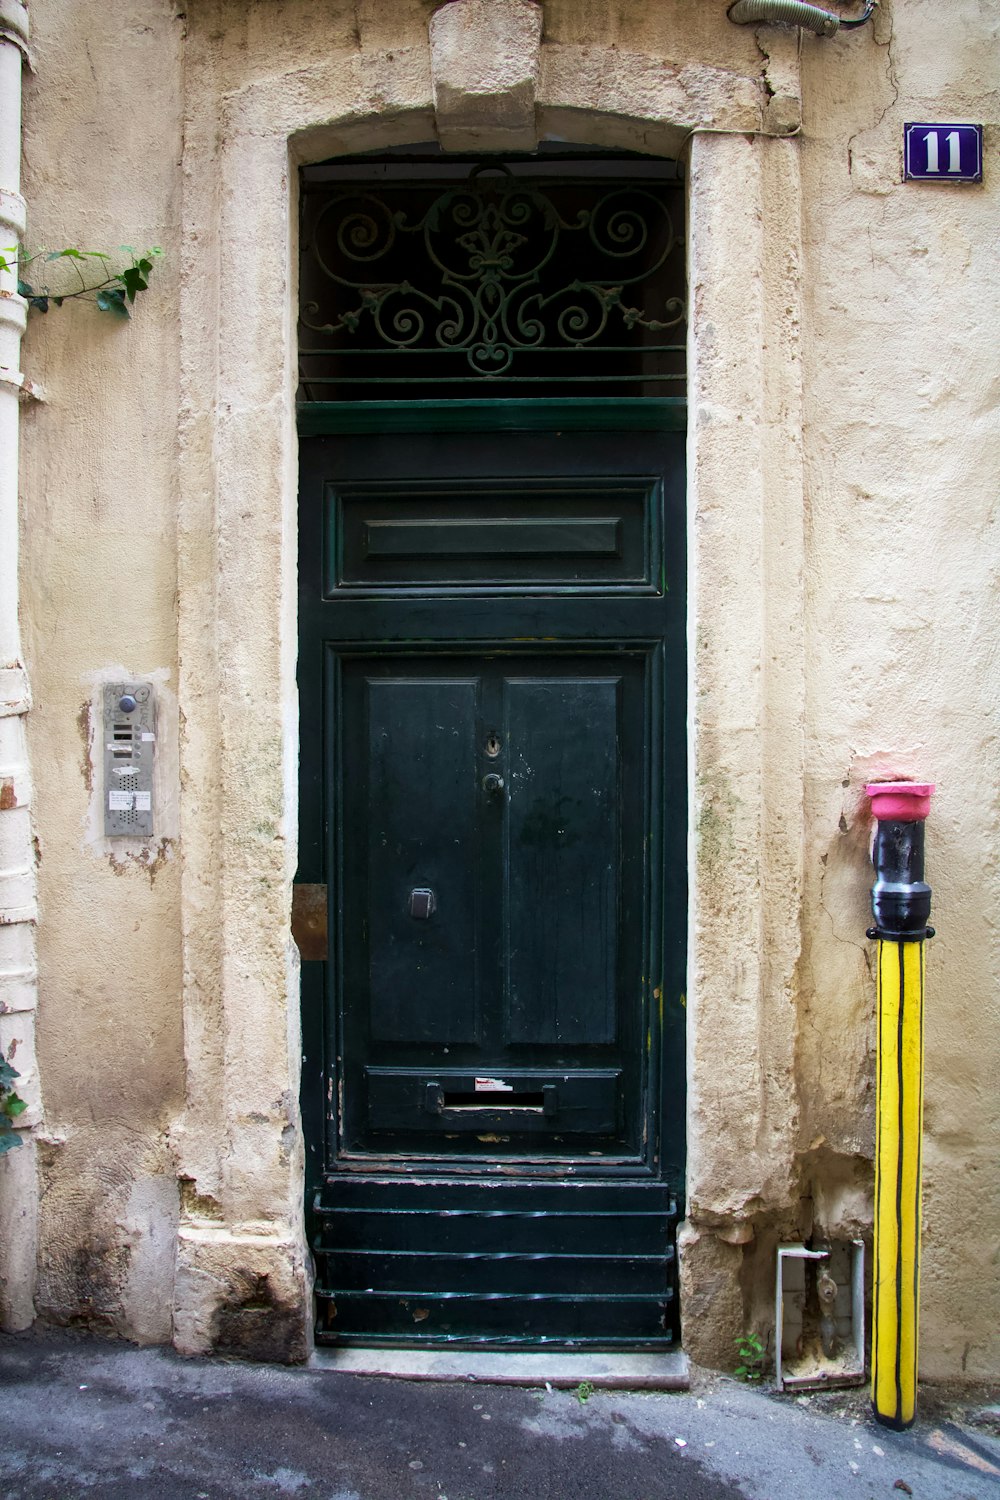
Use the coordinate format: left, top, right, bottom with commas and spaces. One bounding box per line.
103, 683, 155, 836
775, 1240, 865, 1392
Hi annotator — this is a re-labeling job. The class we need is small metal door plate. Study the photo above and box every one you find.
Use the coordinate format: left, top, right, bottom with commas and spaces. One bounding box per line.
409, 888, 436, 920
292, 884, 328, 961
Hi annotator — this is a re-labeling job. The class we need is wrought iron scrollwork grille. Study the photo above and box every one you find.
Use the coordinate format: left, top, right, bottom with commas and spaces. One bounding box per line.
298, 162, 686, 402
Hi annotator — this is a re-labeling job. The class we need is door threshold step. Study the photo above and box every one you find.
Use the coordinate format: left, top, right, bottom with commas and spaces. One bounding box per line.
308, 1345, 689, 1389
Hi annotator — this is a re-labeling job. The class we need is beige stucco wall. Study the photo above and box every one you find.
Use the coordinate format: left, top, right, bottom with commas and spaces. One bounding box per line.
797, 5, 1000, 1380
11, 0, 999, 1378
18, 0, 184, 1341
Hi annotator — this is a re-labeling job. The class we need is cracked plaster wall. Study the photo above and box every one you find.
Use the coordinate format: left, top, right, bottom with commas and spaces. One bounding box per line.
13, 0, 1000, 1380
18, 0, 184, 1343
797, 0, 1000, 1380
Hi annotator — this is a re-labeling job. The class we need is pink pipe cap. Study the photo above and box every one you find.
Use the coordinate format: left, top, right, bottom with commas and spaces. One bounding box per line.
865, 782, 935, 822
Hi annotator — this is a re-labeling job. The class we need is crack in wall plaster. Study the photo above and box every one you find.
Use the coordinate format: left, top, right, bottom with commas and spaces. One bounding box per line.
748, 23, 802, 134
847, 5, 900, 181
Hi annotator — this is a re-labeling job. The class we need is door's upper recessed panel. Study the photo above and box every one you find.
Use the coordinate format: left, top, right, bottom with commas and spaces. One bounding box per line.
327, 475, 662, 594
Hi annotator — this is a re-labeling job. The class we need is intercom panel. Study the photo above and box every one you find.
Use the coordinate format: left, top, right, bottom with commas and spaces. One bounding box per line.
103, 682, 155, 836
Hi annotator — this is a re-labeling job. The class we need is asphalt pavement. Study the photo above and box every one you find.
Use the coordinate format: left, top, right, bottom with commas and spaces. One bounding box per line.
1, 1328, 999, 1499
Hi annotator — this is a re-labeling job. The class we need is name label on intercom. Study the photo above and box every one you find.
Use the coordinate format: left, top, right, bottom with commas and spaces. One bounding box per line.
103, 683, 155, 836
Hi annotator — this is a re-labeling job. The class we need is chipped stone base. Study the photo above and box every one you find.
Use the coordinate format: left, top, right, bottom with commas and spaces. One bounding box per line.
173, 1227, 311, 1364
677, 1222, 746, 1372
0, 1137, 37, 1332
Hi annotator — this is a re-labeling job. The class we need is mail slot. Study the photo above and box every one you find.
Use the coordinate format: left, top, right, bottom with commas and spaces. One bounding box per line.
366, 1068, 619, 1136
423, 1084, 559, 1116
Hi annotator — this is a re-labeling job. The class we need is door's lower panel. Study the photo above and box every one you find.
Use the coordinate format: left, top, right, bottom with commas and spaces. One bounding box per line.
336, 649, 652, 1158
312, 1175, 680, 1347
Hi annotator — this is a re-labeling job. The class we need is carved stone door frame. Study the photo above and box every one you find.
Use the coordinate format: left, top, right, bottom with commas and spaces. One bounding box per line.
173, 3, 805, 1367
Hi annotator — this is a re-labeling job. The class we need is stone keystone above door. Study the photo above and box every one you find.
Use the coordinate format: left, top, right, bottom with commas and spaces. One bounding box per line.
430, 0, 543, 152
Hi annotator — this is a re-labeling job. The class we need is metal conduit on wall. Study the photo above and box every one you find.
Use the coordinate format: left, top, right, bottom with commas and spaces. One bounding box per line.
727, 1, 877, 36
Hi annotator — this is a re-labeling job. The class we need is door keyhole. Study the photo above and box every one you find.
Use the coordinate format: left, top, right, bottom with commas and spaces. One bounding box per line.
485, 733, 501, 759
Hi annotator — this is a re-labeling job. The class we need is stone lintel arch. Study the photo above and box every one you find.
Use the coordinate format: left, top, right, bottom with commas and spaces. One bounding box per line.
173, 16, 805, 1367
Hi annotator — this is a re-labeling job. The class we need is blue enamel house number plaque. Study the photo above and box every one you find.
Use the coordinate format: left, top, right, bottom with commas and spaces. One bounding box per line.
904, 123, 983, 183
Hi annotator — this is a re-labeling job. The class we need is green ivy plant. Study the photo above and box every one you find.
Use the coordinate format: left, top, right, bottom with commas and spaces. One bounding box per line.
0, 1052, 27, 1155
0, 244, 162, 318
734, 1331, 766, 1382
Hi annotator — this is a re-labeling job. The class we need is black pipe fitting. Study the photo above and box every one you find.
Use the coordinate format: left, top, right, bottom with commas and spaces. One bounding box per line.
868, 819, 933, 941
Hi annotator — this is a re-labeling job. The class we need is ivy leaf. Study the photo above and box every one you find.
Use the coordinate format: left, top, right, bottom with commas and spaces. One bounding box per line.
96, 287, 130, 318
19, 244, 157, 320
0, 1059, 19, 1087
121, 266, 149, 303
0, 1126, 23, 1156
3, 1094, 27, 1119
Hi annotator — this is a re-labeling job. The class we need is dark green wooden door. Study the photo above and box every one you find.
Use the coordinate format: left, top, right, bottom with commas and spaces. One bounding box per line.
299, 419, 685, 1346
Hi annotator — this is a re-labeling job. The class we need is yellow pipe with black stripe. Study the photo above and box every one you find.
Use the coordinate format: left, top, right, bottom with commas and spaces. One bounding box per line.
872, 937, 925, 1428
865, 781, 935, 1432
